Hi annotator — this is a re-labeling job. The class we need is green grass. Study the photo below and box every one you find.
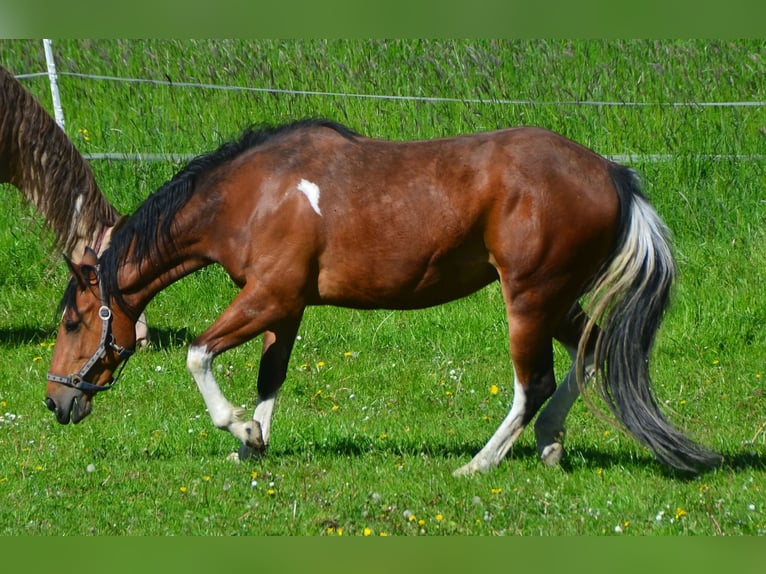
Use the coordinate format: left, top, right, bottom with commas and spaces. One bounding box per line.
0, 39, 764, 535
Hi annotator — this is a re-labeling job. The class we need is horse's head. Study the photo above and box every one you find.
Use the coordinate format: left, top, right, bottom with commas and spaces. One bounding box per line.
46, 248, 136, 424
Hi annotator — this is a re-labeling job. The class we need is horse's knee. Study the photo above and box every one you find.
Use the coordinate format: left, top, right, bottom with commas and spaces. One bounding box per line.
186, 345, 212, 375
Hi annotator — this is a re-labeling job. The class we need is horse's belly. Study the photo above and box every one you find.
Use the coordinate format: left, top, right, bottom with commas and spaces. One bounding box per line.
315, 256, 498, 310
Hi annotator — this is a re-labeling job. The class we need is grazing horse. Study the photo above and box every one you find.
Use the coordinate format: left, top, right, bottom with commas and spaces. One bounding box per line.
0, 65, 147, 344
45, 119, 722, 474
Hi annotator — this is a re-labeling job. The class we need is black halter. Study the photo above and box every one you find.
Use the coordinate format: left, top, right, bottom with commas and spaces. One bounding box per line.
47, 270, 135, 394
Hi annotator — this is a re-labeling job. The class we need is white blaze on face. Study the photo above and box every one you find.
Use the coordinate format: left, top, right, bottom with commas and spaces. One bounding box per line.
297, 179, 322, 216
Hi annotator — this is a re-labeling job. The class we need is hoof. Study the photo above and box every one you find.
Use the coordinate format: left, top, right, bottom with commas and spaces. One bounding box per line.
229, 416, 265, 450
540, 442, 564, 466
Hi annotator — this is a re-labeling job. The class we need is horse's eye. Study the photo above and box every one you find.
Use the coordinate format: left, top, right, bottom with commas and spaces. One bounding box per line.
63, 319, 80, 333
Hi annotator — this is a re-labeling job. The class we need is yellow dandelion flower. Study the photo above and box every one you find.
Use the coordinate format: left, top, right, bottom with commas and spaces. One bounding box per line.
316, 361, 325, 368
435, 513, 444, 522
180, 486, 188, 493
0, 401, 6, 408
202, 475, 211, 482
344, 351, 354, 357
418, 519, 426, 526
267, 488, 276, 495
33, 356, 42, 362
490, 487, 502, 495
379, 433, 388, 440
331, 404, 340, 411
489, 384, 499, 395
363, 528, 372, 536
379, 532, 388, 537
680, 399, 687, 406
675, 507, 687, 519
445, 390, 453, 396
336, 528, 343, 536
408, 514, 416, 522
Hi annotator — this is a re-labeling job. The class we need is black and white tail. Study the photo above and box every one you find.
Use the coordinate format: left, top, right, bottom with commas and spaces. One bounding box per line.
580, 164, 722, 473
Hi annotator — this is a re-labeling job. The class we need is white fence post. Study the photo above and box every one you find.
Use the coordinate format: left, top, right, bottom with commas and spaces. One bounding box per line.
43, 39, 66, 131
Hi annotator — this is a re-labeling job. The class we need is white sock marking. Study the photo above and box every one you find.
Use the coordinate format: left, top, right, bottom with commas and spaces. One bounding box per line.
297, 179, 322, 216
186, 345, 234, 429
252, 395, 276, 446
455, 371, 528, 475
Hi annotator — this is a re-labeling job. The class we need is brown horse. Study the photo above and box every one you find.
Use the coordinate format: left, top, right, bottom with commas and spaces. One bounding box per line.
0, 65, 147, 344
45, 119, 722, 474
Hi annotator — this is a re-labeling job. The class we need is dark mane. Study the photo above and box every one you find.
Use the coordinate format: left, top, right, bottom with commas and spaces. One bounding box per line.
94, 118, 358, 315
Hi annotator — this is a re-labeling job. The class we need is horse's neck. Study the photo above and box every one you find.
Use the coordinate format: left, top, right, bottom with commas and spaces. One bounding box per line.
118, 221, 213, 315
0, 70, 119, 261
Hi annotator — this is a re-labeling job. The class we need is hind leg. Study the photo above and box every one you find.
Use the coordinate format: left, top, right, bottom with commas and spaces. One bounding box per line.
454, 307, 557, 476
534, 304, 598, 466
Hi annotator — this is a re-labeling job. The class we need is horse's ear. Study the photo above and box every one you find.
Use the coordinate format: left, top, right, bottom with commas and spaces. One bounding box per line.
79, 248, 100, 286
64, 254, 88, 289
63, 254, 80, 281
64, 249, 99, 289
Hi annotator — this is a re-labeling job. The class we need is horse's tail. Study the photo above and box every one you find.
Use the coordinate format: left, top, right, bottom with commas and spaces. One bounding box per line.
580, 164, 722, 473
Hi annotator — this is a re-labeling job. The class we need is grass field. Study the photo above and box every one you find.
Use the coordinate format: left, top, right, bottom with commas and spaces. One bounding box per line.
0, 39, 764, 535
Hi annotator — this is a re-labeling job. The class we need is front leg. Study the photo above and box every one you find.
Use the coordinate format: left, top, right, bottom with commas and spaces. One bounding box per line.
185, 281, 305, 457
186, 345, 266, 449
238, 319, 302, 460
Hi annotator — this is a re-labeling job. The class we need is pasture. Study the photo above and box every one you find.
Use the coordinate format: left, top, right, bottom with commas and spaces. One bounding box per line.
0, 39, 764, 535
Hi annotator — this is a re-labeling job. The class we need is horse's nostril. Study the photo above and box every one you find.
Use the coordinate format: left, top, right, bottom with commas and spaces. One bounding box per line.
45, 397, 57, 412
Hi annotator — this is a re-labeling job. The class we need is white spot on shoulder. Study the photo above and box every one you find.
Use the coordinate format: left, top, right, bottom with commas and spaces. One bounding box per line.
297, 179, 322, 216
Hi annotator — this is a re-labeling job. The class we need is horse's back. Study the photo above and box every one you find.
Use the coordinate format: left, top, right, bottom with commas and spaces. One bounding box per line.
211, 124, 623, 310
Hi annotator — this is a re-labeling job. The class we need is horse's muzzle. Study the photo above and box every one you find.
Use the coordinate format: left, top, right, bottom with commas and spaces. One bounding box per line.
45, 391, 92, 425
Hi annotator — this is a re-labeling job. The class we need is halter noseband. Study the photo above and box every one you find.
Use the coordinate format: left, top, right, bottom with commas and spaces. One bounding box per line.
47, 269, 135, 394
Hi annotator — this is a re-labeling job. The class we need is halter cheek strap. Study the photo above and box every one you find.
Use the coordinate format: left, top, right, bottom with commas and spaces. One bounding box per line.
47, 273, 135, 394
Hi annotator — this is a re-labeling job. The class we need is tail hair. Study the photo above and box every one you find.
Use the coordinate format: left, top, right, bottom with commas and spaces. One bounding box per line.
579, 165, 722, 473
